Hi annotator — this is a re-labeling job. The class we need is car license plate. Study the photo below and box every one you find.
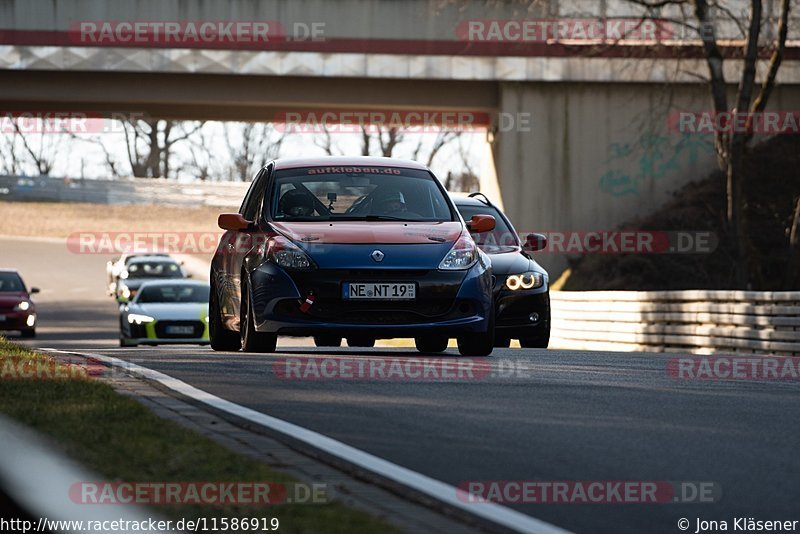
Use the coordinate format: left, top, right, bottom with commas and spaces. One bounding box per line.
166, 325, 194, 335
343, 282, 416, 300
0, 315, 5, 321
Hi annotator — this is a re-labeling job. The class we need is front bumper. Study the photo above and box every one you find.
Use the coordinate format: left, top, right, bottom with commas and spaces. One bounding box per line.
0, 311, 36, 331
247, 262, 493, 337
494, 287, 550, 339
123, 319, 209, 344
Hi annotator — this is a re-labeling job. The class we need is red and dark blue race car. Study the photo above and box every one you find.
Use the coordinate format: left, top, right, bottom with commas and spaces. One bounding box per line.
209, 156, 498, 356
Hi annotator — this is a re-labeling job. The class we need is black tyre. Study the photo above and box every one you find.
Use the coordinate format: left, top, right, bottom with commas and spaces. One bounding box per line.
414, 336, 448, 353
314, 336, 342, 347
209, 278, 241, 351
519, 334, 550, 349
240, 278, 277, 353
347, 337, 375, 348
21, 328, 36, 339
519, 325, 550, 349
457, 309, 494, 357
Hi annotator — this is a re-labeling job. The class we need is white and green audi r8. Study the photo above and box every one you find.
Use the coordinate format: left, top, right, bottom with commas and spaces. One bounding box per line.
119, 280, 210, 347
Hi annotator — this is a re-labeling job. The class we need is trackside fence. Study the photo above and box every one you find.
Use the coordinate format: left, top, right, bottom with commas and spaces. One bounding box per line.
550, 290, 800, 356
0, 175, 249, 208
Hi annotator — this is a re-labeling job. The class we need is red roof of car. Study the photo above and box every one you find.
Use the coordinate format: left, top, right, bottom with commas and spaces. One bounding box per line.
273, 156, 428, 171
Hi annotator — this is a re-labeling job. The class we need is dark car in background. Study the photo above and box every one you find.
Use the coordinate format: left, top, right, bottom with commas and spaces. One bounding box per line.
452, 193, 550, 348
115, 256, 188, 302
209, 156, 498, 356
0, 269, 39, 338
106, 252, 172, 297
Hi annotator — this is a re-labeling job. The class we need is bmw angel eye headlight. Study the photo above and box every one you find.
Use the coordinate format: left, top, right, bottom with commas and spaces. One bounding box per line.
128, 313, 155, 325
266, 236, 316, 270
14, 301, 31, 311
505, 272, 544, 291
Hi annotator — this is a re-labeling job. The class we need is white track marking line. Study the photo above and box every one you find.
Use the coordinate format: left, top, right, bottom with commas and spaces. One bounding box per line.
44, 349, 570, 534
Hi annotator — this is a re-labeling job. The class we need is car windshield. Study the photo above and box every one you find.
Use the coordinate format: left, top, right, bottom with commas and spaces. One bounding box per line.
0, 272, 25, 292
271, 166, 454, 222
137, 284, 209, 303
456, 204, 519, 252
126, 262, 183, 279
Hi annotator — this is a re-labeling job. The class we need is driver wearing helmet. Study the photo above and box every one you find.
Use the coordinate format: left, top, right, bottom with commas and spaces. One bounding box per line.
279, 189, 316, 217
374, 190, 407, 215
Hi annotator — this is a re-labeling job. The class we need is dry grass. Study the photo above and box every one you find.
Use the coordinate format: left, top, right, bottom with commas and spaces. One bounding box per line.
0, 201, 222, 238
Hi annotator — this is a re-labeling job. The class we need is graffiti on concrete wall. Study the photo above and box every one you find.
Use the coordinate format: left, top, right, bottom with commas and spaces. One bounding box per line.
598, 131, 714, 197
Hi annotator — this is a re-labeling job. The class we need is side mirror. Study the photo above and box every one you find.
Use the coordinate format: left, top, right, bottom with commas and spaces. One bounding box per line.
30, 287, 40, 294
218, 213, 253, 231
523, 233, 547, 252
467, 214, 496, 233
186, 273, 193, 279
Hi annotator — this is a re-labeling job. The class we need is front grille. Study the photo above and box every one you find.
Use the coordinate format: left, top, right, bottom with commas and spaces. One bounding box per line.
155, 320, 205, 339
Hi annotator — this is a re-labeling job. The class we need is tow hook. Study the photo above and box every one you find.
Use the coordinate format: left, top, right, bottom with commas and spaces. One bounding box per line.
299, 290, 316, 313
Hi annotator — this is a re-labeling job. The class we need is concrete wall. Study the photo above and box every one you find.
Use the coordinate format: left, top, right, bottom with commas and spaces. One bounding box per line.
3, 0, 798, 40
494, 82, 800, 276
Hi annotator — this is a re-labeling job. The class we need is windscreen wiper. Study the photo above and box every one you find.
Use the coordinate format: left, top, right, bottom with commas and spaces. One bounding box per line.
363, 215, 408, 221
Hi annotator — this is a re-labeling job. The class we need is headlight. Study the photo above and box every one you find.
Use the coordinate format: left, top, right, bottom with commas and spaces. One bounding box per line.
128, 313, 155, 325
505, 272, 544, 290
266, 236, 315, 270
14, 301, 31, 311
439, 234, 479, 270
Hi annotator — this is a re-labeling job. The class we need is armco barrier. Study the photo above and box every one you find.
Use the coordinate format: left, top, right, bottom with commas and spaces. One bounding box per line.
0, 175, 249, 208
550, 290, 800, 356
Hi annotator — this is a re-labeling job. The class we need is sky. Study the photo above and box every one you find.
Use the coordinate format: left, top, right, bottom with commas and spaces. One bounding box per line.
0, 117, 488, 184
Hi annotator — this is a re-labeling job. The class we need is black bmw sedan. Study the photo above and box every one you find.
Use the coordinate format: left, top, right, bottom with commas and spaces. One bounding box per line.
451, 193, 550, 348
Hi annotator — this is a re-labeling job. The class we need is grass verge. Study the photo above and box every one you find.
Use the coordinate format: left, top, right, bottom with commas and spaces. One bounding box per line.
0, 337, 398, 533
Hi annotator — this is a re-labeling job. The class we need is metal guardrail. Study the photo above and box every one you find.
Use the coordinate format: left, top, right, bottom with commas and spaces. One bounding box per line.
0, 175, 249, 208
550, 290, 800, 356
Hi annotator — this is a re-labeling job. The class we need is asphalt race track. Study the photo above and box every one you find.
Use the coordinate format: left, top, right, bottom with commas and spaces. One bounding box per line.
4, 237, 800, 534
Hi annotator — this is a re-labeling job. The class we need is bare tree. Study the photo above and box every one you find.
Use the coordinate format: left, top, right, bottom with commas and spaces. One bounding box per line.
121, 119, 203, 178
224, 122, 285, 181
0, 132, 22, 175
2, 125, 64, 175
623, 0, 792, 286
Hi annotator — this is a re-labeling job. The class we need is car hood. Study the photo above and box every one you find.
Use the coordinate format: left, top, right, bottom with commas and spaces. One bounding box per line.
132, 302, 208, 321
0, 292, 29, 307
271, 221, 463, 245
485, 249, 545, 276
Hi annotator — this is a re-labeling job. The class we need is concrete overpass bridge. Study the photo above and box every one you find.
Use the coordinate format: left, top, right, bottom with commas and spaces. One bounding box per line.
3, 0, 800, 275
